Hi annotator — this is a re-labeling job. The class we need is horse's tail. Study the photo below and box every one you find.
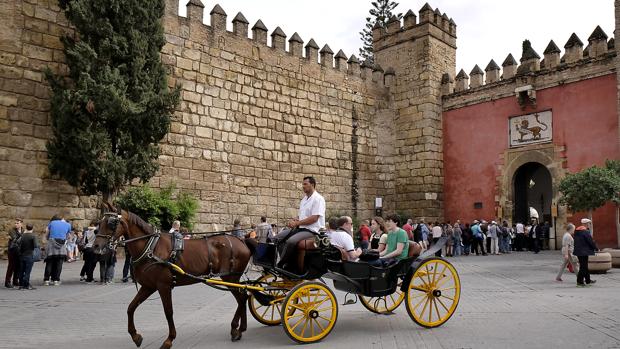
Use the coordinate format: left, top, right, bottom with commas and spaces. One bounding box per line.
244, 238, 257, 255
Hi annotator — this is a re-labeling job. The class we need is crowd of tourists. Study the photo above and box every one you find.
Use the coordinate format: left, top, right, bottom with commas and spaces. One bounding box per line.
3, 181, 599, 289
4, 215, 133, 290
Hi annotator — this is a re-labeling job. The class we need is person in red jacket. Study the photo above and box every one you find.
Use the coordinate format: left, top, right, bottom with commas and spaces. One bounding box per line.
403, 219, 414, 240
358, 220, 371, 250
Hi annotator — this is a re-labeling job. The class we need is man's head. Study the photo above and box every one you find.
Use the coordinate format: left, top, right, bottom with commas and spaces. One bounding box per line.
233, 219, 241, 227
407, 219, 413, 225
14, 218, 23, 230
385, 214, 401, 230
261, 216, 267, 223
302, 176, 316, 195
327, 216, 339, 231
337, 216, 353, 234
566, 223, 575, 234
362, 219, 369, 226
172, 220, 181, 230
26, 223, 33, 231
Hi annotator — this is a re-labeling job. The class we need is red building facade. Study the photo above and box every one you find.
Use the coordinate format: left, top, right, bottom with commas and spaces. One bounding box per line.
441, 35, 619, 248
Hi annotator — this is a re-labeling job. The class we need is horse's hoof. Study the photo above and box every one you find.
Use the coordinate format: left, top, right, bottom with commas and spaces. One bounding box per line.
159, 341, 172, 349
230, 329, 242, 342
132, 334, 143, 347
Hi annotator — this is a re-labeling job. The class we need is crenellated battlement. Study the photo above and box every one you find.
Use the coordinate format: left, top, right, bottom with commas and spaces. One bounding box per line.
443, 25, 615, 97
373, 2, 457, 52
164, 0, 395, 87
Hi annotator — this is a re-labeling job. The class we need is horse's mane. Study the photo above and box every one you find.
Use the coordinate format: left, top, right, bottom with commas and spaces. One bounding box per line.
125, 210, 154, 234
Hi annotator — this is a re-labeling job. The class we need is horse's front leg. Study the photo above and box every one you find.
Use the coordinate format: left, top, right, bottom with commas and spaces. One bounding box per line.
128, 286, 156, 347
158, 285, 176, 349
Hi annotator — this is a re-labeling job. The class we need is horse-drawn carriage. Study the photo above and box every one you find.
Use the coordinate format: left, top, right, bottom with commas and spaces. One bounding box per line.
245, 233, 461, 343
94, 206, 460, 348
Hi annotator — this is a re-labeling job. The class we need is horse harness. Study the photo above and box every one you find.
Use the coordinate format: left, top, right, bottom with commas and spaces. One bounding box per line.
127, 230, 240, 288
99, 212, 243, 290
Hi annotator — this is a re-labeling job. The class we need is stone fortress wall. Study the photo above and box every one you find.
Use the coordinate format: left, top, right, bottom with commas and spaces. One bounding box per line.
0, 0, 458, 253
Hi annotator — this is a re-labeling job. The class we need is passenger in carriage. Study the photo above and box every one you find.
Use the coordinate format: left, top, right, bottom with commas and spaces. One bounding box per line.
326, 216, 362, 261
369, 214, 409, 267
369, 217, 388, 252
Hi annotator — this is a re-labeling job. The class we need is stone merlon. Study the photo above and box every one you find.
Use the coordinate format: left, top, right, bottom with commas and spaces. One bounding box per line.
186, 0, 205, 22
252, 19, 268, 44
210, 4, 227, 31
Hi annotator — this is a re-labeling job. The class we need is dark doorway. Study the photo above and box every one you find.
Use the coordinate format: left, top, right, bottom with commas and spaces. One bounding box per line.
513, 162, 552, 226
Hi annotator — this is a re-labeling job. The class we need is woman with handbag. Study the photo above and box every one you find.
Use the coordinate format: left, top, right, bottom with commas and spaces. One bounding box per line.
556, 223, 578, 282
18, 223, 39, 290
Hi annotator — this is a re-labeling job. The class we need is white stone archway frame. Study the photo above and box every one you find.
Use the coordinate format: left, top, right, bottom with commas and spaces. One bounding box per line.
497, 144, 567, 250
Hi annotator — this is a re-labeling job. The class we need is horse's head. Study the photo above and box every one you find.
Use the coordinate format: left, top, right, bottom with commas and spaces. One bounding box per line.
93, 202, 126, 255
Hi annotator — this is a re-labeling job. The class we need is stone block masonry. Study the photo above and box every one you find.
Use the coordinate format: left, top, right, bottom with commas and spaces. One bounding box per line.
0, 0, 458, 255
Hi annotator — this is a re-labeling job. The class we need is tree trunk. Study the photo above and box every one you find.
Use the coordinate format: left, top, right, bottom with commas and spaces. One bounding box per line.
588, 209, 594, 237
101, 189, 116, 214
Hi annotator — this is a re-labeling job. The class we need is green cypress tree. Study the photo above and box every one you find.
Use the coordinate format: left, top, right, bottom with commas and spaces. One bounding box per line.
359, 0, 402, 63
45, 0, 180, 203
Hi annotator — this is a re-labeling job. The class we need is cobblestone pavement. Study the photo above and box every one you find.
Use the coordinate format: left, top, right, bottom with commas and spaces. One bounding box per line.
1, 251, 619, 349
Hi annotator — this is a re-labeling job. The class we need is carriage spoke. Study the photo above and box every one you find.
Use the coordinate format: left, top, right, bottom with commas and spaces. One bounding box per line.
313, 296, 330, 308
419, 297, 430, 319
424, 264, 434, 286
439, 286, 456, 292
431, 262, 439, 285
436, 296, 450, 312
318, 315, 332, 322
300, 318, 310, 337
260, 304, 271, 318
432, 263, 447, 285
290, 315, 306, 331
287, 312, 305, 320
270, 303, 276, 320
313, 318, 326, 332
315, 306, 333, 312
441, 294, 455, 301
416, 275, 430, 290
432, 297, 442, 320
428, 296, 433, 322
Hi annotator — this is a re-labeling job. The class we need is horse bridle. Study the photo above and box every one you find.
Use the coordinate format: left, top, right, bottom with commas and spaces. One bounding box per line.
97, 212, 158, 251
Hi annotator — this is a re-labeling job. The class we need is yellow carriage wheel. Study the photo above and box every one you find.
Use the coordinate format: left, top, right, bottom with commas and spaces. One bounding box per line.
359, 279, 405, 314
248, 273, 287, 326
281, 281, 338, 344
405, 258, 460, 328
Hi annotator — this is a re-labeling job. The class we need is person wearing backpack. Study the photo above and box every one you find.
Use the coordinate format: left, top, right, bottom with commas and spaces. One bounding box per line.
18, 223, 39, 290
5, 218, 24, 289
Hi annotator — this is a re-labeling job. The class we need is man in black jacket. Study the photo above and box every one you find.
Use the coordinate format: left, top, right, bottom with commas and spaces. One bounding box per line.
5, 218, 23, 288
18, 224, 38, 290
573, 218, 597, 287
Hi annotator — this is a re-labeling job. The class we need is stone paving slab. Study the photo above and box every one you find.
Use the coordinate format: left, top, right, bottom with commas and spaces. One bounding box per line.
1, 251, 619, 349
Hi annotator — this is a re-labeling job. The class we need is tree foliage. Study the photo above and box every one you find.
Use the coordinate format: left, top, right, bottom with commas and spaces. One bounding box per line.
605, 160, 620, 203
559, 165, 619, 213
359, 0, 402, 63
114, 184, 199, 230
45, 0, 180, 201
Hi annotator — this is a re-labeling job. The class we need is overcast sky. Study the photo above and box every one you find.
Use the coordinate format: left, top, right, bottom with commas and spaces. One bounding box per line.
178, 1, 614, 74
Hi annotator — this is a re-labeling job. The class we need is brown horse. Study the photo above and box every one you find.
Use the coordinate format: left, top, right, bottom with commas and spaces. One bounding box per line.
93, 203, 254, 349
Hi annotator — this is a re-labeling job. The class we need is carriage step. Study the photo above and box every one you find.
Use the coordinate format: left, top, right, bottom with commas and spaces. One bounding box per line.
342, 293, 358, 305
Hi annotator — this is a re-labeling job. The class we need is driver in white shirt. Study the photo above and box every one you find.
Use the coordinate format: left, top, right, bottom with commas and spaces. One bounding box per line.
275, 176, 326, 269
